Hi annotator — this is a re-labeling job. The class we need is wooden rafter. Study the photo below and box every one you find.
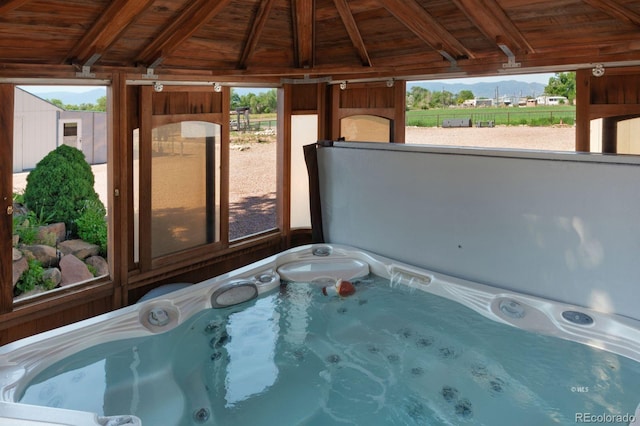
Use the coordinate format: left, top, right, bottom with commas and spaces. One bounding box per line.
377, 0, 474, 60
291, 0, 315, 68
0, 0, 29, 15
238, 0, 277, 69
452, 0, 534, 54
332, 0, 371, 67
583, 0, 640, 27
137, 0, 232, 67
66, 0, 155, 66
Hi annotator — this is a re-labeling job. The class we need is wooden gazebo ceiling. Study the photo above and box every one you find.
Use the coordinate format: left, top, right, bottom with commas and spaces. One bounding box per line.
1, 0, 640, 83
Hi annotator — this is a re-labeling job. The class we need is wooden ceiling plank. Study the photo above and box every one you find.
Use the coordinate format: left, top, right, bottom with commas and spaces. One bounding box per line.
137, 0, 233, 67
0, 0, 29, 15
451, 0, 534, 54
67, 0, 156, 66
332, 0, 372, 67
377, 0, 474, 59
238, 0, 277, 69
292, 0, 315, 68
583, 0, 640, 27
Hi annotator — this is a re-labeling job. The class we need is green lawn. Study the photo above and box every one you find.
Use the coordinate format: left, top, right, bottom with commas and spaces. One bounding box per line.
406, 106, 576, 127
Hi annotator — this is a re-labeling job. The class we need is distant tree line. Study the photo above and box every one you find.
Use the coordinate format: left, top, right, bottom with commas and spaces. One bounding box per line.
231, 89, 277, 114
406, 72, 576, 110
48, 96, 107, 112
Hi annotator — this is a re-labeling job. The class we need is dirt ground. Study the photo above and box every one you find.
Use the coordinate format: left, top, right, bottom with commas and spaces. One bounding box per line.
405, 125, 576, 151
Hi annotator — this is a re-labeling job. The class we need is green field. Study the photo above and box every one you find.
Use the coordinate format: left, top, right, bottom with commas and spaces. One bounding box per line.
406, 106, 575, 127
248, 106, 575, 129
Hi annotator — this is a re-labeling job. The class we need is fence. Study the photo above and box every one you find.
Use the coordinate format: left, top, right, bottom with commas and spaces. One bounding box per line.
406, 110, 576, 128
230, 111, 576, 132
230, 119, 277, 132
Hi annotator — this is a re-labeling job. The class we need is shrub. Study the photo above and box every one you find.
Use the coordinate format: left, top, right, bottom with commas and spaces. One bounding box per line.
15, 259, 45, 295
15, 259, 57, 296
23, 145, 101, 235
13, 215, 37, 245
76, 199, 108, 256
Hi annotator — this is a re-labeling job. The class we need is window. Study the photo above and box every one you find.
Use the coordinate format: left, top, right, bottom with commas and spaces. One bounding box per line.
340, 115, 391, 142
12, 85, 109, 302
150, 121, 220, 257
133, 85, 279, 270
228, 88, 278, 241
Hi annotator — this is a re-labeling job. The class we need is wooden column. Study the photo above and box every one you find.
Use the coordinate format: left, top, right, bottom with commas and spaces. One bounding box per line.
601, 117, 618, 153
278, 85, 292, 248
0, 84, 14, 314
109, 72, 126, 307
575, 69, 590, 152
394, 80, 406, 143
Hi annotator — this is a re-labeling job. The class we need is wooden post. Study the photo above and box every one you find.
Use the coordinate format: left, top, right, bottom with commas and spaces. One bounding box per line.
575, 69, 591, 152
0, 84, 14, 314
601, 117, 618, 153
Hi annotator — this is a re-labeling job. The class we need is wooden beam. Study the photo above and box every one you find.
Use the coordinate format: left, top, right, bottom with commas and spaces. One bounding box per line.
0, 84, 14, 315
137, 0, 232, 67
291, 0, 315, 68
332, 0, 372, 67
451, 0, 534, 54
0, 0, 29, 15
584, 0, 640, 27
238, 0, 277, 69
66, 0, 156, 66
378, 0, 474, 59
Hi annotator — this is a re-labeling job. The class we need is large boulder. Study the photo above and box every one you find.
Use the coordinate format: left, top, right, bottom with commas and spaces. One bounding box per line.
59, 254, 94, 286
12, 256, 28, 289
58, 239, 100, 260
21, 244, 60, 268
43, 267, 62, 287
85, 256, 109, 277
37, 222, 66, 244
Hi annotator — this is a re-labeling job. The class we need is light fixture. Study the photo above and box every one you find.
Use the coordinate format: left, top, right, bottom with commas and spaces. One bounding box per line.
386, 79, 394, 88
592, 63, 605, 77
214, 82, 222, 92
339, 81, 347, 90
153, 81, 163, 92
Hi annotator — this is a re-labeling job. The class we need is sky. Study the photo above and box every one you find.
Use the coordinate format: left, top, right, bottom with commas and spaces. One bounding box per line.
425, 73, 555, 85
22, 73, 556, 94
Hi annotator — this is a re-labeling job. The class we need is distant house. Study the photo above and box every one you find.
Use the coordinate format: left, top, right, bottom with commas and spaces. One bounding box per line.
13, 88, 106, 172
535, 95, 568, 106
462, 98, 494, 108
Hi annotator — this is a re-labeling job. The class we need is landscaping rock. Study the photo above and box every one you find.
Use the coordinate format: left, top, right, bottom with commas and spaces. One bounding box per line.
58, 239, 99, 260
22, 244, 60, 268
43, 267, 62, 287
37, 222, 66, 244
59, 254, 94, 286
12, 248, 22, 261
85, 256, 109, 277
12, 256, 28, 288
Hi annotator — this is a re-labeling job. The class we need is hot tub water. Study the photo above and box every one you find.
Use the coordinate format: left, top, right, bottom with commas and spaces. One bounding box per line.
18, 274, 640, 425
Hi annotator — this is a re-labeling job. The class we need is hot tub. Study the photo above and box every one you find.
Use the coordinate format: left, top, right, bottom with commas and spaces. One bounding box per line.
1, 244, 639, 425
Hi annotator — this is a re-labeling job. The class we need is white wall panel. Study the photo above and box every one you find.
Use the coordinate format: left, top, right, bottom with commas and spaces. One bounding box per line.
319, 142, 640, 320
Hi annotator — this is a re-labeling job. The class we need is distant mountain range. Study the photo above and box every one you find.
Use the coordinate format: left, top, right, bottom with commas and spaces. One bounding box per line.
407, 80, 548, 99
26, 88, 106, 106
23, 79, 548, 106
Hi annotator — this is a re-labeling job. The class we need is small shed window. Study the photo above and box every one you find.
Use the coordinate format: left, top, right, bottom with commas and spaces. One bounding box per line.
63, 122, 78, 137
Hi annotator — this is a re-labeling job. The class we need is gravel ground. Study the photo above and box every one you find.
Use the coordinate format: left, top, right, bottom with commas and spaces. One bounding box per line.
405, 125, 575, 151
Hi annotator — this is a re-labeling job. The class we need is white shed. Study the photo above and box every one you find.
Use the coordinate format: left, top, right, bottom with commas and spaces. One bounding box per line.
13, 88, 62, 172
13, 88, 107, 172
